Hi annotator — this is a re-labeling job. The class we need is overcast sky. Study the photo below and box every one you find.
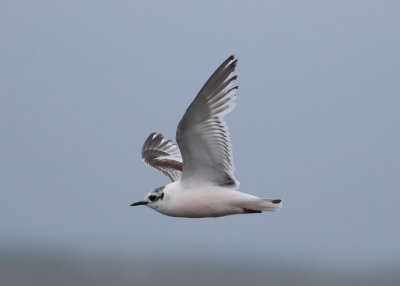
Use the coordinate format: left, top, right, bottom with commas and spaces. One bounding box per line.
1, 0, 399, 266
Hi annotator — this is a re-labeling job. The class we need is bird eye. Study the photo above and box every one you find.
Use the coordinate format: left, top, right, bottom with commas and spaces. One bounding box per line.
148, 195, 157, 202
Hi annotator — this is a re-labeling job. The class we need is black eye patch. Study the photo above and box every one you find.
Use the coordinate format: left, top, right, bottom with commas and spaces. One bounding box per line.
148, 195, 157, 202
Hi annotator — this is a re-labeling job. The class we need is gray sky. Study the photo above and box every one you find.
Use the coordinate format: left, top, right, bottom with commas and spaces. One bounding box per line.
1, 0, 399, 266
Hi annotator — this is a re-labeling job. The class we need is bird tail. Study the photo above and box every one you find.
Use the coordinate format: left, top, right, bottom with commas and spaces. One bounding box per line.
260, 198, 282, 211
242, 198, 283, 212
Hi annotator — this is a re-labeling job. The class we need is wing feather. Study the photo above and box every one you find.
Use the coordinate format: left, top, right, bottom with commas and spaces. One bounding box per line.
176, 55, 239, 187
141, 133, 183, 182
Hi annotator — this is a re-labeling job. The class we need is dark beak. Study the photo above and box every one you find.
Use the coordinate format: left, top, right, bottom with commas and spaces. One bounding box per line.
130, 201, 148, 206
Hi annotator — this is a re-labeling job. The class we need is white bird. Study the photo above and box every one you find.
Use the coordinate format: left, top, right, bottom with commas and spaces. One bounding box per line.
131, 55, 282, 218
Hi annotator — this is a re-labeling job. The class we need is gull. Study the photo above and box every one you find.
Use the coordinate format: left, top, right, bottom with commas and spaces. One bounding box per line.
131, 55, 282, 218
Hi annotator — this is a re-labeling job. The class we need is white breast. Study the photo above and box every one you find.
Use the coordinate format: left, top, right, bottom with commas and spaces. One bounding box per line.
154, 182, 254, 218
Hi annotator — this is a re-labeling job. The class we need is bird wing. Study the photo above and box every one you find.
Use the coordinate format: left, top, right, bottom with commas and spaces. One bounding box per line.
141, 132, 183, 182
176, 55, 239, 188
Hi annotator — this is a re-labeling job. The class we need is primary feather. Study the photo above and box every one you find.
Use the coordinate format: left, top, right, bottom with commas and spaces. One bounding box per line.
141, 132, 182, 182
176, 55, 239, 187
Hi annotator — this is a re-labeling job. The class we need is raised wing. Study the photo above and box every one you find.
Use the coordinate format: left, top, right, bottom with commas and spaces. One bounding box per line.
176, 55, 239, 187
141, 132, 183, 182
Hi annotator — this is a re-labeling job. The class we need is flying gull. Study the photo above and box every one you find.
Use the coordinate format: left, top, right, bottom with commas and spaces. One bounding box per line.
131, 55, 282, 218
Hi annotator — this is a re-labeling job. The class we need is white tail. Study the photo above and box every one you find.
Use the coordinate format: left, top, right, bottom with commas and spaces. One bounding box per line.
258, 198, 283, 211
241, 198, 283, 212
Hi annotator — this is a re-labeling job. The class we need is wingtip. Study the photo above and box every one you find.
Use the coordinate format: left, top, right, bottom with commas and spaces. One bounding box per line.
227, 55, 238, 67
231, 59, 238, 68
146, 132, 158, 141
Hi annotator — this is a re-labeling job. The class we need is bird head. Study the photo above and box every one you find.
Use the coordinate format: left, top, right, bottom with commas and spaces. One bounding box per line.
130, 186, 165, 208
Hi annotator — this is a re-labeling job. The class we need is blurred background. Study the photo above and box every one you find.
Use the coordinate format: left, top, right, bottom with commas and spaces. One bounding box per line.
1, 1, 399, 285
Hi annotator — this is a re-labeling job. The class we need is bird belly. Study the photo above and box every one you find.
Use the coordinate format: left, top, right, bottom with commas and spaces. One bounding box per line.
160, 187, 246, 218
165, 203, 242, 218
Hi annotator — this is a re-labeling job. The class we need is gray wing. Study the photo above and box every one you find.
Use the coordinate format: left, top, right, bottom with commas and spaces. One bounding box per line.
141, 132, 183, 182
176, 55, 239, 187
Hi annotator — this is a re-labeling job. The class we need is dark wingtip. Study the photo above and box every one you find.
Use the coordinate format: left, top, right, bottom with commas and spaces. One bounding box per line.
272, 199, 282, 204
231, 59, 238, 67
